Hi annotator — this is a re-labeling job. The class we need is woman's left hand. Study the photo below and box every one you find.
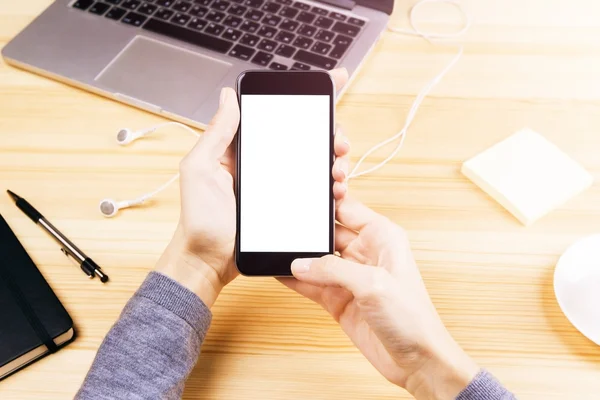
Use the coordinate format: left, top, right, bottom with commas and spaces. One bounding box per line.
156, 69, 351, 307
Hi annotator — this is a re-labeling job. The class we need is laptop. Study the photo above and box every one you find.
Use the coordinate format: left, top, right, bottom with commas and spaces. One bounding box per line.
2, 0, 392, 128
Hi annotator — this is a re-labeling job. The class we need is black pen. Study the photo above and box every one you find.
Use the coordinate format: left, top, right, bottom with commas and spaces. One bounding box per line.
7, 190, 109, 283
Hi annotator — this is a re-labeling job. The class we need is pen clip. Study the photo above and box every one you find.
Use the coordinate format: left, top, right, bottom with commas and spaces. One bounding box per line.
61, 247, 93, 278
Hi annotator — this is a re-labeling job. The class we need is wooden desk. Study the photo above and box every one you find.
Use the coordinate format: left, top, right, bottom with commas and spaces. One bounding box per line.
1, 1, 600, 398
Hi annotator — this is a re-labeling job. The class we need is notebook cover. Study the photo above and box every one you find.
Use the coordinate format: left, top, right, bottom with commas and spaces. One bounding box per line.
0, 214, 74, 379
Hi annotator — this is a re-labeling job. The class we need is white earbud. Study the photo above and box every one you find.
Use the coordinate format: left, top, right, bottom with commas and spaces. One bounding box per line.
101, 121, 200, 217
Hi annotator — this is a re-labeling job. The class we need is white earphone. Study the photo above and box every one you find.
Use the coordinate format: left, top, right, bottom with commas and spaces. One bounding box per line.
99, 122, 199, 217
102, 0, 470, 217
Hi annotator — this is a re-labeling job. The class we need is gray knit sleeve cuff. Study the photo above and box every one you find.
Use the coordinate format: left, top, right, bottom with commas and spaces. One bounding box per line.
134, 271, 212, 341
456, 369, 517, 400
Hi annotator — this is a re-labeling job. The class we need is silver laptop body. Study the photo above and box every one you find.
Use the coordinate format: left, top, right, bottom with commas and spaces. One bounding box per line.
2, 0, 392, 128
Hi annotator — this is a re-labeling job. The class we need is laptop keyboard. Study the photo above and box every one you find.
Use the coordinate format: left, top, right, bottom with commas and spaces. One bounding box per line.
72, 0, 367, 70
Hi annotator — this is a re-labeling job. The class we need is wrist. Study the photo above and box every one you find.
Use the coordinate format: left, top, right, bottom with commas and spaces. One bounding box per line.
155, 232, 224, 308
406, 336, 479, 400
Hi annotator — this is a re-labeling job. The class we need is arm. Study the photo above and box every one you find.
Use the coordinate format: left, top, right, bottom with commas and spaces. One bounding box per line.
76, 70, 351, 400
457, 370, 516, 400
281, 195, 518, 400
75, 271, 211, 400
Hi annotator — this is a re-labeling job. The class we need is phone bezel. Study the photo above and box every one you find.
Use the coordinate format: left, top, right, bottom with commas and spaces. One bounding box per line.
235, 70, 335, 277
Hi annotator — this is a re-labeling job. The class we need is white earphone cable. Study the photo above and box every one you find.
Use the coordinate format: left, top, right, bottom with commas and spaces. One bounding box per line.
348, 0, 471, 179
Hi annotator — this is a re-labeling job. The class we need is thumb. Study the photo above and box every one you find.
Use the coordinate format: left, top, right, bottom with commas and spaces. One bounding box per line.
192, 87, 240, 158
291, 255, 379, 297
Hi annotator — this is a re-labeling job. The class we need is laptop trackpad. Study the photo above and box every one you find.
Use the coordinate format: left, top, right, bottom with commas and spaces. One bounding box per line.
96, 36, 232, 116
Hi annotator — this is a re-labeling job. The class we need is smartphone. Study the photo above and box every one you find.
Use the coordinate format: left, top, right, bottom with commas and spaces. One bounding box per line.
235, 70, 335, 276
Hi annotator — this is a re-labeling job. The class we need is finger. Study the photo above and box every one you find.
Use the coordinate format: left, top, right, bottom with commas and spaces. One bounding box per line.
329, 68, 349, 93
332, 157, 348, 183
291, 255, 382, 297
191, 87, 240, 159
278, 278, 324, 305
334, 126, 350, 159
336, 196, 381, 231
335, 223, 357, 253
333, 181, 347, 200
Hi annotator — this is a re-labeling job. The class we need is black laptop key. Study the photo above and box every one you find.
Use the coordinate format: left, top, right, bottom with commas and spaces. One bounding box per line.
332, 21, 359, 37
332, 34, 351, 46
157, 0, 174, 6
205, 22, 225, 35
257, 26, 277, 38
279, 18, 299, 31
262, 2, 281, 13
222, 27, 242, 40
348, 17, 365, 26
269, 62, 288, 70
189, 5, 208, 16
297, 24, 315, 37
293, 49, 335, 69
274, 30, 294, 44
138, 3, 158, 14
291, 61, 310, 70
223, 15, 242, 27
292, 35, 311, 49
329, 43, 348, 59
251, 51, 274, 66
314, 29, 333, 42
228, 4, 247, 15
211, 0, 230, 11
105, 0, 123, 4
244, 0, 264, 8
229, 0, 244, 3
311, 6, 327, 16
188, 16, 207, 30
193, 0, 212, 5
90, 2, 111, 14
292, 2, 310, 10
245, 9, 264, 21
296, 11, 315, 24
257, 38, 277, 51
263, 14, 281, 26
240, 33, 260, 46
229, 44, 255, 60
155, 7, 175, 19
143, 18, 233, 52
329, 11, 346, 21
173, 0, 192, 11
314, 16, 333, 29
206, 10, 226, 21
171, 12, 191, 25
275, 0, 292, 4
73, 0, 94, 8
122, 0, 141, 10
311, 41, 331, 55
240, 20, 260, 32
122, 11, 147, 26
279, 6, 298, 18
275, 43, 295, 57
106, 6, 128, 19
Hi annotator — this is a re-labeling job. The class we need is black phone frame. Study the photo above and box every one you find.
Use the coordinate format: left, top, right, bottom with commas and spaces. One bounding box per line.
235, 70, 335, 276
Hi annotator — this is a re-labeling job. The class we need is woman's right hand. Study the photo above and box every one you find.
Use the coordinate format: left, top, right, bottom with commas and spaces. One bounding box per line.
279, 196, 479, 399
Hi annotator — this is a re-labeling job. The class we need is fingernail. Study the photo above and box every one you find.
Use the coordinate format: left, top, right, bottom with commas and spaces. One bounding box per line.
338, 166, 346, 180
219, 88, 228, 106
291, 259, 311, 273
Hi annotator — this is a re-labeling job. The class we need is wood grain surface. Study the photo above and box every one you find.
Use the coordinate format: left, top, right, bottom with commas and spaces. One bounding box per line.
1, 1, 600, 398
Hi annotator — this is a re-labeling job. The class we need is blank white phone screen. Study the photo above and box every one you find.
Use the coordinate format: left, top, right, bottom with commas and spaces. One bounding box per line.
240, 94, 331, 252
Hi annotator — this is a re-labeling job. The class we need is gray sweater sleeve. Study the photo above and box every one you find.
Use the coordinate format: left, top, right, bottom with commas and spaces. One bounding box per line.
76, 272, 515, 400
75, 271, 212, 400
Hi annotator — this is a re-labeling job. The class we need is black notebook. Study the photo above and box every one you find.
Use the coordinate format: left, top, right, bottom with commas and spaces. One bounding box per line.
0, 214, 75, 380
